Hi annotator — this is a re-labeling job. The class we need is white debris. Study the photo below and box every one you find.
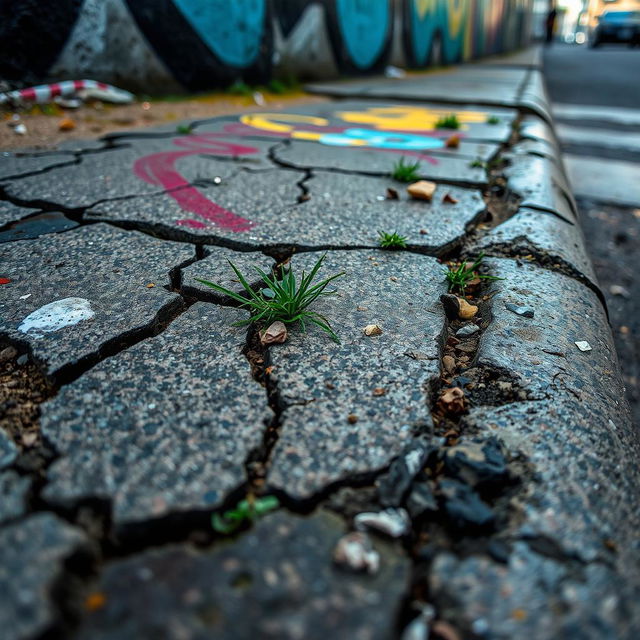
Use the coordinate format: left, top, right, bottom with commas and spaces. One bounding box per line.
14, 123, 27, 135
354, 508, 411, 538
252, 91, 266, 106
402, 604, 436, 640
333, 532, 380, 574
19, 294, 31, 300
384, 65, 406, 79
574, 341, 592, 352
18, 297, 94, 336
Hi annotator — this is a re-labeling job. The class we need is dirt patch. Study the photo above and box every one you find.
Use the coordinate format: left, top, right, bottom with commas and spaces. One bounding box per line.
0, 347, 56, 450
1, 91, 326, 151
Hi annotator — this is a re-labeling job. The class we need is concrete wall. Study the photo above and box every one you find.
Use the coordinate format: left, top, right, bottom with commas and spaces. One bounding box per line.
0, 0, 533, 93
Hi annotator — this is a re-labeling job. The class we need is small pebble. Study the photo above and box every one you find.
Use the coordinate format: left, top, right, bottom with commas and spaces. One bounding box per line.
363, 324, 383, 336
505, 303, 534, 318
575, 341, 592, 352
456, 324, 479, 337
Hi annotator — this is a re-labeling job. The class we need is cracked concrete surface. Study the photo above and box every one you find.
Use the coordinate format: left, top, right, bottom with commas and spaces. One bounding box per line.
0, 47, 638, 640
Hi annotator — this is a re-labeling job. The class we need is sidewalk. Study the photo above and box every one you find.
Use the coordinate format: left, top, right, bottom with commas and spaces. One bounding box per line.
1, 47, 639, 639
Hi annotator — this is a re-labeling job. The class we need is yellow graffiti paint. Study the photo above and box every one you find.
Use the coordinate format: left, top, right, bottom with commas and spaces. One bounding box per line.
240, 113, 328, 134
336, 106, 487, 131
448, 0, 467, 39
413, 0, 437, 20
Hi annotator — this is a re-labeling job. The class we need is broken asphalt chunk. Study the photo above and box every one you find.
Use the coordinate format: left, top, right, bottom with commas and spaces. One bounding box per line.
442, 437, 509, 492
439, 479, 496, 532
505, 303, 534, 318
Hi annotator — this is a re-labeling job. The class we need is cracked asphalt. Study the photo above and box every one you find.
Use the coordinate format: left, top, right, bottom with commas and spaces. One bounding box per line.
1, 47, 639, 640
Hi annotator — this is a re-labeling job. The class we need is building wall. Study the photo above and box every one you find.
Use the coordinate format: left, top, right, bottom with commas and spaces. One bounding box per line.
0, 0, 534, 93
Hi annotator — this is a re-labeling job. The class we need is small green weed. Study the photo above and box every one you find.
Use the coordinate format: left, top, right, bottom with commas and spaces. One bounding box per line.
267, 75, 299, 94
176, 123, 193, 134
227, 80, 254, 96
435, 114, 460, 129
486, 115, 500, 125
391, 157, 421, 182
469, 158, 485, 169
444, 252, 504, 294
195, 254, 345, 343
212, 496, 279, 534
378, 230, 408, 249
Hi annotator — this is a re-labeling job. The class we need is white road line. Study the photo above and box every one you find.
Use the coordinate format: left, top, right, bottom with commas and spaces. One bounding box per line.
556, 124, 640, 153
553, 103, 640, 127
565, 155, 640, 207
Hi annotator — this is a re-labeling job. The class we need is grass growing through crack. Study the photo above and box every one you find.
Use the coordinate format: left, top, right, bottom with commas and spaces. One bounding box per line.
444, 252, 504, 294
195, 254, 345, 343
176, 123, 193, 134
391, 157, 421, 182
435, 114, 460, 129
212, 496, 279, 535
378, 230, 407, 249
486, 115, 500, 125
469, 158, 485, 169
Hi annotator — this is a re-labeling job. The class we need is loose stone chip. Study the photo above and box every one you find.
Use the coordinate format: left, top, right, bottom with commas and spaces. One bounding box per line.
458, 298, 478, 320
260, 321, 288, 345
363, 324, 383, 336
354, 508, 411, 538
575, 341, 592, 352
407, 180, 437, 202
445, 135, 460, 149
333, 532, 380, 574
442, 192, 459, 204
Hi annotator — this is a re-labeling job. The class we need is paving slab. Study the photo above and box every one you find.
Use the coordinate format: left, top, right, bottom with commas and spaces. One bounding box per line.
305, 68, 527, 112
0, 430, 17, 469
0, 201, 39, 227
427, 541, 639, 640
0, 470, 30, 525
77, 510, 410, 640
266, 250, 445, 502
2, 139, 275, 211
0, 210, 79, 243
0, 513, 90, 640
271, 139, 492, 185
89, 168, 485, 252
40, 302, 269, 527
180, 247, 274, 301
505, 152, 576, 221
193, 100, 516, 144
0, 224, 192, 379
0, 150, 76, 183
469, 207, 597, 285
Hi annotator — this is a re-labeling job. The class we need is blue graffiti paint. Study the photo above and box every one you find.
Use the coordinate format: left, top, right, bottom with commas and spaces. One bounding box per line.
319, 128, 445, 150
408, 0, 444, 66
335, 0, 390, 70
441, 0, 469, 63
172, 0, 266, 68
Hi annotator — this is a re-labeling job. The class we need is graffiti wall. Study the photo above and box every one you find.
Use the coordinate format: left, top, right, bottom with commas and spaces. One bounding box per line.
0, 0, 533, 93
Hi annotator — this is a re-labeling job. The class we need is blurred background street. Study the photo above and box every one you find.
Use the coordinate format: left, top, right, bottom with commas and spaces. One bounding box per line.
544, 42, 640, 425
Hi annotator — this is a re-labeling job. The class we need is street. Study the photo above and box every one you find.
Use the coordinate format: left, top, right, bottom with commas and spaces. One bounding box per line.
544, 42, 640, 426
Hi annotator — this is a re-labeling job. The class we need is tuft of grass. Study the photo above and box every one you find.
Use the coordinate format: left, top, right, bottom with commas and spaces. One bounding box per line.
195, 254, 345, 343
176, 123, 193, 134
435, 114, 460, 129
486, 115, 500, 125
267, 75, 299, 94
378, 230, 408, 249
391, 157, 421, 182
227, 80, 254, 96
444, 252, 504, 294
212, 496, 279, 534
469, 158, 485, 169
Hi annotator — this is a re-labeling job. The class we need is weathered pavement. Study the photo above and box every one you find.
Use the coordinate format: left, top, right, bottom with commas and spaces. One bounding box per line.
1, 48, 639, 639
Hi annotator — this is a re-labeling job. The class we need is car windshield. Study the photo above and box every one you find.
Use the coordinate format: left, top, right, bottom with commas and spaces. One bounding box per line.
601, 11, 640, 22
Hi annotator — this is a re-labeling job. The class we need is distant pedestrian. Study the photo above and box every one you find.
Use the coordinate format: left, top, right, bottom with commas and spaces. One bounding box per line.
546, 5, 558, 45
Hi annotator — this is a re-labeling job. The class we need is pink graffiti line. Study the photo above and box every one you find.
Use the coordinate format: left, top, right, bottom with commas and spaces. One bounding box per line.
133, 134, 259, 232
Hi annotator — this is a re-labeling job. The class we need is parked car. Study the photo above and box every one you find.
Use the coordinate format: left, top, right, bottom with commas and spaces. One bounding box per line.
589, 10, 640, 47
